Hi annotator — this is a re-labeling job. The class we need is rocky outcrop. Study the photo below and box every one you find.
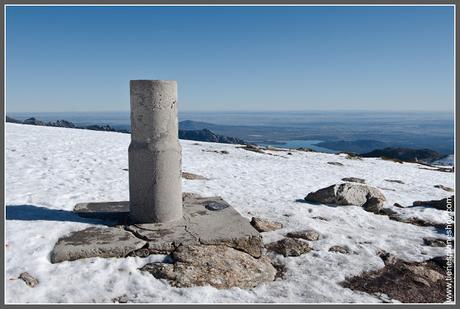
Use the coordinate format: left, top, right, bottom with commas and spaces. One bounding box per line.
250, 217, 283, 232
266, 238, 312, 257
140, 244, 276, 289
179, 128, 245, 144
304, 183, 386, 214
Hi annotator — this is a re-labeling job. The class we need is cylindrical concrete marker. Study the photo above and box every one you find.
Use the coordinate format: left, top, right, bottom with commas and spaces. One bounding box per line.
128, 80, 183, 223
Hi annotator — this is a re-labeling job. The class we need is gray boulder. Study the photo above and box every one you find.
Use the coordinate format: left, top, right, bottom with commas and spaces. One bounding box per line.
140, 244, 276, 289
304, 183, 386, 213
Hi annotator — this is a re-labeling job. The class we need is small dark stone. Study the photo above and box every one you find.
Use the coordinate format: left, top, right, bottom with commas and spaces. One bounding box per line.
384, 179, 405, 184
205, 202, 229, 211
328, 245, 350, 254
423, 237, 447, 247
434, 185, 454, 192
342, 177, 365, 184
327, 161, 344, 166
19, 272, 39, 288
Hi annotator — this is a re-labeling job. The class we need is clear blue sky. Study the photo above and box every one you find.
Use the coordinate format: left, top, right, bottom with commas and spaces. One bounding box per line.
6, 5, 454, 112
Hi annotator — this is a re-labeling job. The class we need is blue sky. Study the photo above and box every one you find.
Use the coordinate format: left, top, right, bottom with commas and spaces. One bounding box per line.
6, 5, 454, 112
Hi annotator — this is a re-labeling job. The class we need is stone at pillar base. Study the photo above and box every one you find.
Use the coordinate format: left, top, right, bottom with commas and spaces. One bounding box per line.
50, 193, 262, 263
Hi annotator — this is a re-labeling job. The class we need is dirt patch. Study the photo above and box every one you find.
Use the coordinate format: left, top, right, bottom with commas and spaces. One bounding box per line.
342, 255, 454, 303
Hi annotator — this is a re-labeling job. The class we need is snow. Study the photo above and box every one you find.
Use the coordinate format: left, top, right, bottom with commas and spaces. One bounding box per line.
432, 154, 454, 166
5, 123, 455, 304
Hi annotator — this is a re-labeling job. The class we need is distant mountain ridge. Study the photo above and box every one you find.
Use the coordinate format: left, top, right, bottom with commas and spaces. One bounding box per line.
6, 116, 246, 145
362, 147, 448, 164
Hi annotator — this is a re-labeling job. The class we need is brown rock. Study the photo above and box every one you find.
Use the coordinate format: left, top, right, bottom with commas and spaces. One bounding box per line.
266, 238, 312, 257
250, 217, 283, 232
140, 245, 276, 289
329, 245, 350, 254
19, 272, 39, 288
182, 172, 208, 180
286, 229, 320, 241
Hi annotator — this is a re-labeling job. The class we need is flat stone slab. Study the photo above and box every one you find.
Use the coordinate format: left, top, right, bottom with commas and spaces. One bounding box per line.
50, 227, 146, 263
126, 195, 262, 258
54, 194, 262, 263
73, 201, 129, 222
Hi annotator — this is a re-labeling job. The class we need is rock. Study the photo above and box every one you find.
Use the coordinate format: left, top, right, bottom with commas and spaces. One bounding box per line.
50, 227, 147, 263
393, 203, 404, 208
182, 192, 202, 201
112, 295, 129, 303
379, 207, 398, 216
286, 229, 320, 241
23, 117, 45, 126
377, 250, 398, 265
423, 237, 447, 247
342, 177, 365, 184
241, 144, 265, 154
345, 153, 362, 160
413, 196, 454, 211
18, 272, 39, 287
140, 244, 276, 289
220, 150, 229, 154
328, 245, 350, 254
312, 216, 329, 221
205, 201, 229, 211
342, 256, 452, 303
266, 238, 312, 257
304, 183, 386, 213
296, 147, 314, 152
287, 152, 293, 155
384, 179, 405, 184
182, 172, 208, 180
250, 217, 283, 232
362, 197, 385, 214
327, 161, 344, 166
434, 185, 454, 192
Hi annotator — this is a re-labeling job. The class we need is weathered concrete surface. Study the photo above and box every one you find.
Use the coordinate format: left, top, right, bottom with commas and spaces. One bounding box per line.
50, 227, 146, 263
126, 195, 262, 258
129, 80, 182, 223
140, 244, 276, 289
74, 201, 129, 222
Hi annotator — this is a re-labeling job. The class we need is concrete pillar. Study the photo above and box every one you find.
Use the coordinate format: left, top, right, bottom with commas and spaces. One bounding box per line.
128, 80, 183, 223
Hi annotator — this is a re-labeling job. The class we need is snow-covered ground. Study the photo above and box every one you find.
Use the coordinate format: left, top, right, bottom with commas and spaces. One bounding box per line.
5, 123, 455, 303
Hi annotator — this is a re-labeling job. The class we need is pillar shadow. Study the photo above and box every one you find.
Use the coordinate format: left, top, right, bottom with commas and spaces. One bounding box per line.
6, 204, 119, 226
